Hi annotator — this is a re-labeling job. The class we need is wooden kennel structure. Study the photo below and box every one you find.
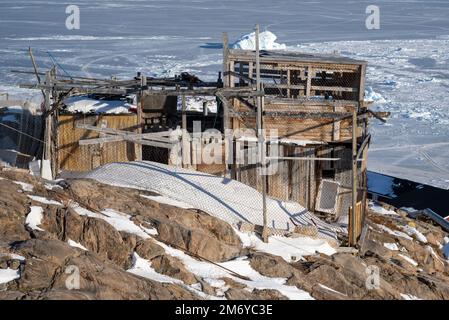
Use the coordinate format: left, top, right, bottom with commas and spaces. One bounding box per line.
18, 29, 382, 244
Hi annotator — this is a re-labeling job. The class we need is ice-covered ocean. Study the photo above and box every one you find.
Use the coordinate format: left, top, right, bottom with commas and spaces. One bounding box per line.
1, 0, 449, 189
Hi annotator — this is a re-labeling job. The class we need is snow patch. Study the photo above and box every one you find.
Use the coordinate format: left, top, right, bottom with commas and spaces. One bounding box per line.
176, 96, 217, 113
153, 238, 313, 300
63, 96, 135, 114
383, 243, 399, 251
70, 203, 153, 239
25, 206, 44, 231
369, 201, 399, 216
398, 254, 418, 267
127, 252, 182, 284
27, 195, 62, 206
375, 224, 413, 241
401, 225, 427, 243
0, 268, 20, 285
318, 284, 347, 297
232, 31, 286, 50
68, 239, 88, 251
400, 293, 422, 300
235, 230, 336, 262
13, 181, 33, 192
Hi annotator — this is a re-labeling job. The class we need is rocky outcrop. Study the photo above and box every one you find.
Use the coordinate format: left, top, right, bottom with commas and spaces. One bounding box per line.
67, 179, 244, 262
1, 168, 448, 300
8, 239, 197, 300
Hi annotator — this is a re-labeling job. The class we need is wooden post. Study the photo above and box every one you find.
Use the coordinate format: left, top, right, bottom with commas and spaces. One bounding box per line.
182, 95, 187, 131
350, 106, 358, 246
41, 71, 52, 179
181, 95, 190, 166
135, 74, 146, 161
359, 64, 366, 102
222, 33, 229, 87
305, 67, 313, 98
254, 24, 269, 243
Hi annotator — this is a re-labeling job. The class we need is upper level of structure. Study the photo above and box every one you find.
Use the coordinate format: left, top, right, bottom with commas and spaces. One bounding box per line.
224, 49, 367, 103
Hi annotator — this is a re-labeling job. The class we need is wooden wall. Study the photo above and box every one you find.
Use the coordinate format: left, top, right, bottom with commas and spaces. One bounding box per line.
230, 99, 362, 143
56, 114, 138, 172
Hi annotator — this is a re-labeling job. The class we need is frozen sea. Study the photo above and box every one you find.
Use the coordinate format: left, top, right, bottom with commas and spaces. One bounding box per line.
1, 0, 449, 189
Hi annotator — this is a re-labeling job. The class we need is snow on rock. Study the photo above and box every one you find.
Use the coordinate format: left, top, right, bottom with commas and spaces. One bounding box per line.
369, 201, 399, 216
27, 195, 62, 206
235, 230, 336, 262
318, 284, 347, 297
25, 206, 44, 231
154, 238, 312, 300
140, 194, 193, 209
13, 181, 33, 192
0, 268, 20, 285
84, 161, 340, 241
44, 182, 63, 191
127, 252, 182, 284
127, 252, 217, 299
398, 254, 418, 267
383, 243, 400, 251
400, 293, 422, 300
70, 203, 152, 239
401, 225, 427, 243
63, 96, 135, 114
232, 31, 286, 50
3, 253, 25, 261
68, 239, 88, 251
374, 224, 413, 241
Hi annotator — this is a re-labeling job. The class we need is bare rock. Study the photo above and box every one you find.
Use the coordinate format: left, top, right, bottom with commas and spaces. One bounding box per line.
221, 277, 247, 290
151, 254, 198, 285
249, 252, 296, 278
155, 218, 242, 262
135, 239, 165, 261
13, 239, 199, 300
252, 289, 288, 300
362, 239, 393, 260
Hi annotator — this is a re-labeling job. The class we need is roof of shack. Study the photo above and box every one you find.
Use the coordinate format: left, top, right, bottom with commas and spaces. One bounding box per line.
228, 49, 367, 65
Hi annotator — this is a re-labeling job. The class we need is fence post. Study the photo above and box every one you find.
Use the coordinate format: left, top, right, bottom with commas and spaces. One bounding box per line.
350, 106, 358, 246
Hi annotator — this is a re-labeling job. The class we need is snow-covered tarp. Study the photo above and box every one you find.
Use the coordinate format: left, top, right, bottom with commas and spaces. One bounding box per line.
82, 161, 341, 241
63, 96, 136, 114
232, 31, 286, 50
